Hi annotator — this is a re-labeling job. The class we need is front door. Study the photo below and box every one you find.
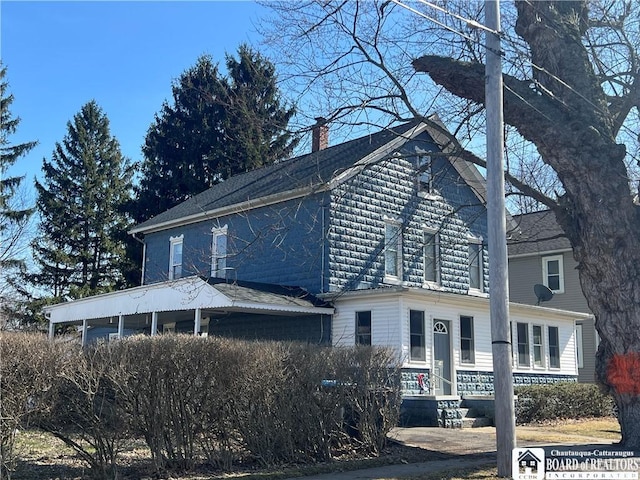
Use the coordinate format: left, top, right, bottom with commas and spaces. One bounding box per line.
433, 319, 452, 395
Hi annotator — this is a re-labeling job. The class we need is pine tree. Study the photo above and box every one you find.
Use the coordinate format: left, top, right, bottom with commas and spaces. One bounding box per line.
32, 101, 133, 300
0, 64, 37, 326
221, 45, 298, 177
134, 45, 298, 224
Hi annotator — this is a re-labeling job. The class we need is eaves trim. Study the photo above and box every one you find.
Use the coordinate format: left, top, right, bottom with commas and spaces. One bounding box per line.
508, 247, 573, 260
129, 185, 328, 235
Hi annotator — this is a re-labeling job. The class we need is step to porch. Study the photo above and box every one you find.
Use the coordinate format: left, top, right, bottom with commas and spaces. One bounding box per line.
459, 407, 493, 428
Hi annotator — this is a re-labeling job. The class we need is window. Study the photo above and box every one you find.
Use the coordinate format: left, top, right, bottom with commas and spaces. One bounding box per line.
533, 325, 544, 367
468, 239, 483, 291
410, 310, 426, 361
517, 322, 530, 367
169, 235, 183, 280
543, 255, 565, 293
356, 311, 372, 345
460, 316, 475, 364
548, 326, 560, 368
211, 225, 228, 278
416, 155, 434, 194
384, 221, 401, 279
424, 231, 440, 284
575, 324, 584, 369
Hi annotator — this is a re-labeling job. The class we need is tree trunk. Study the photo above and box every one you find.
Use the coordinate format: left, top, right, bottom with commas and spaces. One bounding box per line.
412, 0, 640, 448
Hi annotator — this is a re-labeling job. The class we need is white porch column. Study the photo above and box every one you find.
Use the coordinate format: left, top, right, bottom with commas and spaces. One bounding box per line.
117, 315, 124, 339
48, 320, 55, 340
194, 308, 202, 336
151, 312, 158, 336
81, 319, 88, 347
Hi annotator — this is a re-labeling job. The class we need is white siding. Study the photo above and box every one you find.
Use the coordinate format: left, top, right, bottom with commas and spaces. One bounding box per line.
332, 295, 402, 350
333, 289, 583, 378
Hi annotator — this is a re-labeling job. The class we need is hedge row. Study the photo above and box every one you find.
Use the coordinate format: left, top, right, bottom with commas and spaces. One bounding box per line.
515, 382, 615, 424
0, 333, 402, 480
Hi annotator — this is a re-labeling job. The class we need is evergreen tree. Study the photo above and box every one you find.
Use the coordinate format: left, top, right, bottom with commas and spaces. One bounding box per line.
0, 64, 37, 326
134, 45, 298, 224
221, 45, 298, 177
31, 101, 133, 300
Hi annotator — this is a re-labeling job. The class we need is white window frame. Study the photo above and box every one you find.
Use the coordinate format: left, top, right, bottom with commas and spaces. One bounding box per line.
542, 254, 565, 293
548, 325, 561, 369
384, 219, 402, 283
575, 323, 584, 369
416, 154, 437, 198
459, 315, 475, 365
468, 236, 483, 293
169, 235, 184, 280
532, 324, 545, 368
516, 322, 530, 367
211, 225, 228, 278
356, 311, 372, 345
423, 229, 440, 286
409, 310, 426, 362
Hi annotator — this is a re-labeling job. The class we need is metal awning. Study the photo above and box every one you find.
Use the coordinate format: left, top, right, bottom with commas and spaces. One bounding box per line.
44, 276, 334, 325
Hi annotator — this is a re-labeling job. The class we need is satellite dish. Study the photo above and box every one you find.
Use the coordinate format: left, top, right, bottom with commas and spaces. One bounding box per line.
534, 284, 554, 305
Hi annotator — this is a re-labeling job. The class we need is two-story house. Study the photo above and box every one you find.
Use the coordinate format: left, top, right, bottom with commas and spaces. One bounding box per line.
508, 210, 597, 383
45, 118, 590, 426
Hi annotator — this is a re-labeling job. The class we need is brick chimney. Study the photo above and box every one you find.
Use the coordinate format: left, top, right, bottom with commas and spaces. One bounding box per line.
311, 117, 329, 152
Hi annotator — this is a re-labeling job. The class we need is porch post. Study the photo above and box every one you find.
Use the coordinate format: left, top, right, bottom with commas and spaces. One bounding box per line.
117, 314, 124, 339
194, 308, 202, 336
48, 320, 55, 340
151, 312, 158, 336
81, 319, 88, 347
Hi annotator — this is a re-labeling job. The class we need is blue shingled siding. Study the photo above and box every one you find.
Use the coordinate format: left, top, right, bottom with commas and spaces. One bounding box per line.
143, 194, 329, 293
143, 132, 488, 296
328, 138, 488, 293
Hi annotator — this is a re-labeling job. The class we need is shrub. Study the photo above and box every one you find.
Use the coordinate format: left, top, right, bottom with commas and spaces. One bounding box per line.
4, 334, 402, 475
0, 333, 67, 480
35, 341, 132, 480
515, 382, 615, 424
117, 334, 207, 472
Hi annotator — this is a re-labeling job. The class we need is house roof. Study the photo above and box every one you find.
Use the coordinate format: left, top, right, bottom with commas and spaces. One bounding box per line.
508, 210, 571, 257
44, 276, 333, 324
130, 117, 490, 234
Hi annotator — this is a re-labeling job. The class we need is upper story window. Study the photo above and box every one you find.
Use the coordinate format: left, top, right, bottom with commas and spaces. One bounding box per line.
468, 237, 483, 292
543, 254, 565, 293
384, 220, 402, 281
356, 311, 372, 345
211, 225, 228, 278
169, 235, 183, 280
424, 230, 440, 285
416, 155, 434, 195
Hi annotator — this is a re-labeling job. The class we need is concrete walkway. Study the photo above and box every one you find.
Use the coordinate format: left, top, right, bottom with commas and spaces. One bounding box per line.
285, 426, 618, 480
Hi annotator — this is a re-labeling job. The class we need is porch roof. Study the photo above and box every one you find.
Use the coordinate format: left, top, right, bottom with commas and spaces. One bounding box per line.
44, 276, 334, 324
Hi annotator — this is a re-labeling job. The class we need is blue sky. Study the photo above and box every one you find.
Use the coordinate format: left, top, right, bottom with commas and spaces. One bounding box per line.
2, 1, 268, 189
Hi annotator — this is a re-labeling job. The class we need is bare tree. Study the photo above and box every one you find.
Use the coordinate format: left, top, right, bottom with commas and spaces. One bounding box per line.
262, 0, 640, 447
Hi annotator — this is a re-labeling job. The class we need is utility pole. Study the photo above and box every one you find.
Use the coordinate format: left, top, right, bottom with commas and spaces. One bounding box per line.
485, 0, 516, 476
